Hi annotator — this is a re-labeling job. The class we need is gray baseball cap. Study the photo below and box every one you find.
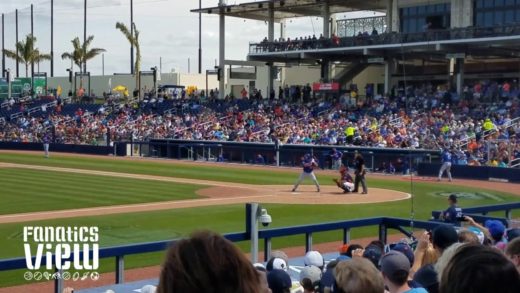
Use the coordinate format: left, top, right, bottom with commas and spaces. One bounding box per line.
380, 251, 410, 277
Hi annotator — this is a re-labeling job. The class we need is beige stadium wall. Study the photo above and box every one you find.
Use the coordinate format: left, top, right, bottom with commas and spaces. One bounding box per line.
350, 65, 386, 96
280, 65, 385, 96
226, 66, 282, 98
179, 73, 219, 92
281, 66, 321, 86
47, 73, 217, 96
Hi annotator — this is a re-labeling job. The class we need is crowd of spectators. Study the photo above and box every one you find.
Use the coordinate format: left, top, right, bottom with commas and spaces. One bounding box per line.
1, 80, 520, 166
85, 219, 520, 293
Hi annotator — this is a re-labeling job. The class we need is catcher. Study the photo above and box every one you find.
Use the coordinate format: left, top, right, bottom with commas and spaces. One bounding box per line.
333, 164, 355, 193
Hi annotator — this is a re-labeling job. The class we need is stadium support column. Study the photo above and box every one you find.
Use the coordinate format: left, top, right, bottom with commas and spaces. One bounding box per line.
51, 0, 54, 77
322, 2, 330, 38
218, 0, 225, 100
16, 9, 19, 77
1, 14, 4, 78
267, 2, 275, 99
455, 58, 464, 95
322, 2, 331, 82
384, 59, 395, 94
386, 0, 393, 32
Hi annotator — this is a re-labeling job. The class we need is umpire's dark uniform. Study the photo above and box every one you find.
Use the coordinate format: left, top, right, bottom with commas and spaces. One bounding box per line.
353, 153, 368, 194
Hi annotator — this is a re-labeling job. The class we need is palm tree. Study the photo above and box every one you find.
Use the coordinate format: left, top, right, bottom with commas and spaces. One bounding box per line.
61, 37, 83, 75
116, 22, 141, 98
3, 35, 50, 77
61, 36, 105, 89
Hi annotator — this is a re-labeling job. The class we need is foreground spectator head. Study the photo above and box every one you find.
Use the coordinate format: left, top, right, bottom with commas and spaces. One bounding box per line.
363, 244, 383, 269
267, 269, 292, 293
255, 265, 272, 293
319, 260, 339, 292
345, 244, 363, 257
300, 265, 322, 292
506, 228, 520, 242
457, 229, 480, 244
413, 265, 438, 293
506, 237, 520, 273
432, 225, 458, 252
141, 285, 157, 293
389, 242, 414, 267
304, 251, 325, 270
157, 230, 261, 293
271, 250, 289, 265
380, 251, 411, 292
266, 257, 288, 272
507, 228, 520, 242
439, 244, 520, 293
485, 220, 506, 242
434, 243, 464, 284
333, 258, 385, 293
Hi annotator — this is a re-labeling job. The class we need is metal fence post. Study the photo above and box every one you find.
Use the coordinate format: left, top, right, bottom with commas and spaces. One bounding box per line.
115, 255, 124, 284
246, 203, 260, 263
264, 237, 272, 262
378, 224, 387, 244
343, 228, 351, 244
54, 268, 63, 293
506, 209, 512, 220
305, 233, 313, 252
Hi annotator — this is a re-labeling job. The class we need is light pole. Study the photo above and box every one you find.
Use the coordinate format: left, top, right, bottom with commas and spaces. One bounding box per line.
151, 66, 158, 99
4, 69, 11, 100
66, 68, 73, 97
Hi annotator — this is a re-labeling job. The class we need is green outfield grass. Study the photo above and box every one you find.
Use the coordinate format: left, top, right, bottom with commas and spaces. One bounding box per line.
0, 168, 205, 214
0, 152, 518, 287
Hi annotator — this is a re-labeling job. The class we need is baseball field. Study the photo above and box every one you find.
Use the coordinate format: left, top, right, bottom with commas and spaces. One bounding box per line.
0, 151, 519, 291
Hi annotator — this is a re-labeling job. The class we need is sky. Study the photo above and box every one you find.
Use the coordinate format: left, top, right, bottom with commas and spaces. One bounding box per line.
0, 0, 379, 77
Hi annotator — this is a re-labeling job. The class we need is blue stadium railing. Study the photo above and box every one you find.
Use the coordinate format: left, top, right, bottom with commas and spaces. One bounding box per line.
0, 202, 518, 293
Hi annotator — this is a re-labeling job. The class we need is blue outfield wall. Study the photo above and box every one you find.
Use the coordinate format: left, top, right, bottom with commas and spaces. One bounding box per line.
0, 140, 441, 170
418, 163, 520, 183
146, 139, 440, 169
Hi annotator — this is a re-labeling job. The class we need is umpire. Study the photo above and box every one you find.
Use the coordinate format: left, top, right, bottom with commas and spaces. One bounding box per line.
353, 152, 368, 194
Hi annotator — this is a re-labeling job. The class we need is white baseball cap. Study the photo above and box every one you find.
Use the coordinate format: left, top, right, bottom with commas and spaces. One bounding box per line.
304, 251, 324, 268
266, 257, 288, 271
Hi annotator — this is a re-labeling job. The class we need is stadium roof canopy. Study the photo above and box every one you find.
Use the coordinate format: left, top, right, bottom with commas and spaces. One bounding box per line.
191, 0, 387, 22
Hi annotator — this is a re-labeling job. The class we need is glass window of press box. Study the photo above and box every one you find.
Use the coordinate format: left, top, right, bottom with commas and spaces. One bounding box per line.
474, 0, 520, 27
400, 3, 451, 33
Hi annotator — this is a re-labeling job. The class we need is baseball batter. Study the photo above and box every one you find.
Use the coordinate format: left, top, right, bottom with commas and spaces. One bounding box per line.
333, 164, 355, 193
438, 148, 453, 182
292, 154, 320, 192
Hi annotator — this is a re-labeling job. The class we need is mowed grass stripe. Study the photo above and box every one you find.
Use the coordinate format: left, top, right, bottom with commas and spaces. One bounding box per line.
0, 153, 302, 184
0, 168, 204, 215
0, 172, 180, 203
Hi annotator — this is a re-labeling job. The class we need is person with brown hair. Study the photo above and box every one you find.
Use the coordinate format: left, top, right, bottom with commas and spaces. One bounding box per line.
506, 237, 520, 273
439, 244, 520, 293
157, 230, 262, 293
333, 257, 385, 293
